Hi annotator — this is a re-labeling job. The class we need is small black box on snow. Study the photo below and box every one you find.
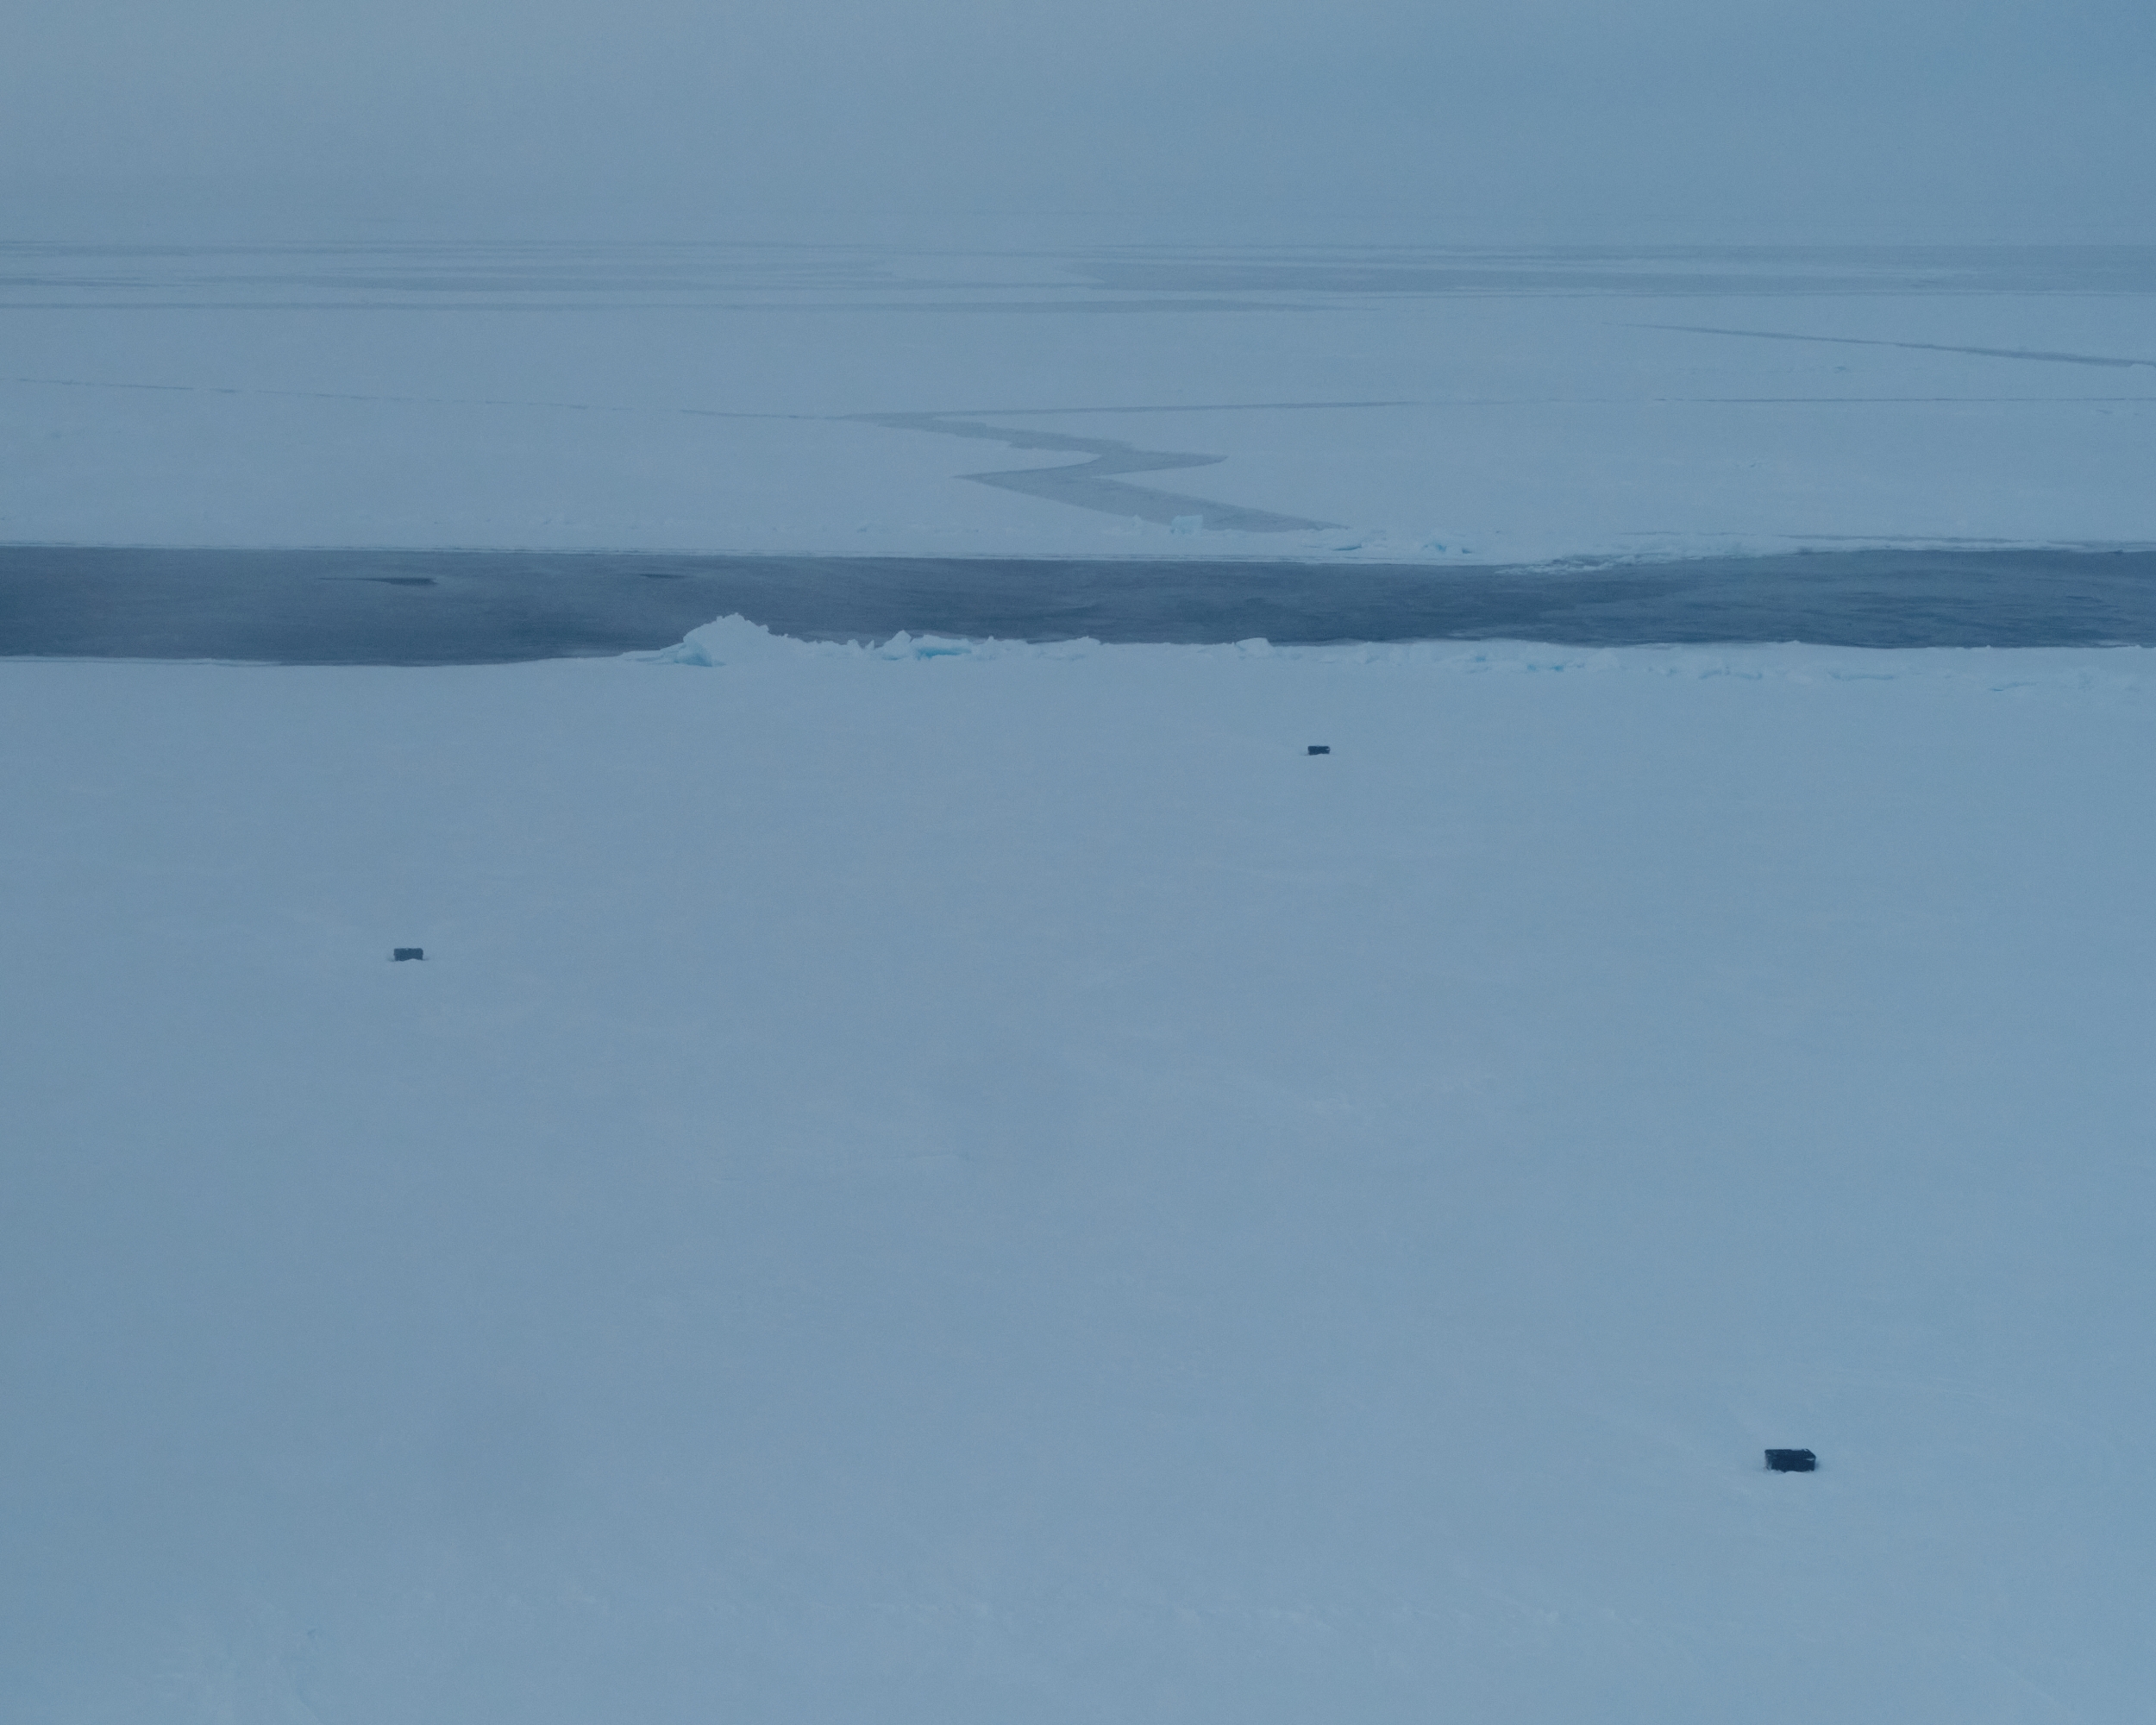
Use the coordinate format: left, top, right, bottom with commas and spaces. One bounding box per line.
392, 948, 424, 962
1307, 745, 1330, 755
1764, 1449, 1815, 1472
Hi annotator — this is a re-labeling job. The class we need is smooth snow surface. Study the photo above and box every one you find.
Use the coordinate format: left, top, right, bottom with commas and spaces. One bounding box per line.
6, 241, 2156, 561
6, 627, 2156, 1722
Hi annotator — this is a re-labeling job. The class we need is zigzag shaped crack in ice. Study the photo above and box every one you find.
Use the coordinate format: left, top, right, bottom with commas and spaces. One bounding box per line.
851, 411, 1339, 533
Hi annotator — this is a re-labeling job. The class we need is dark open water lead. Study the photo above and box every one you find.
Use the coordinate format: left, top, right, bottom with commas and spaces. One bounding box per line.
5, 545, 2156, 663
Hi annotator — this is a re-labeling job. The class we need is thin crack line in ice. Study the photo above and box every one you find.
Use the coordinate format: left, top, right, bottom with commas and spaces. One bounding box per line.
0, 372, 1337, 531
885, 399, 1412, 417
10, 377, 2149, 413
849, 411, 1339, 532
1635, 323, 2156, 370
28, 371, 2143, 531
0, 375, 811, 416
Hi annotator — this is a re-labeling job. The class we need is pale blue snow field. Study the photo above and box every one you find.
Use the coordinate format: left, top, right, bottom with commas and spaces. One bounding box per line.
4, 623, 2154, 1722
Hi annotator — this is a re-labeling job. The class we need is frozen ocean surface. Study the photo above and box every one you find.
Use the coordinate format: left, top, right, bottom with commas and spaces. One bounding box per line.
5, 240, 2156, 561
8, 237, 2156, 1722
4, 622, 2154, 1722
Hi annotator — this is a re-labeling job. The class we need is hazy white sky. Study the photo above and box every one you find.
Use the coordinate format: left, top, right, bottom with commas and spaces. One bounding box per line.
5, 0, 2153, 242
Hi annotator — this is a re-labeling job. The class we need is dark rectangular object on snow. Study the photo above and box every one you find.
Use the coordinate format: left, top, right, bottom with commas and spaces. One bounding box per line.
392, 948, 424, 962
1764, 1448, 1816, 1472
1307, 744, 1330, 755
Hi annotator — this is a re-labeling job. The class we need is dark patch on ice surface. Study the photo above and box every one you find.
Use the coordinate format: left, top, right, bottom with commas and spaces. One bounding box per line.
3, 546, 2155, 664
